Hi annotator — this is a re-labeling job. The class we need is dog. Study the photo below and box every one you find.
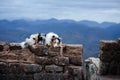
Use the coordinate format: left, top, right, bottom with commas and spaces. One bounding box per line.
20, 33, 40, 48
45, 32, 62, 47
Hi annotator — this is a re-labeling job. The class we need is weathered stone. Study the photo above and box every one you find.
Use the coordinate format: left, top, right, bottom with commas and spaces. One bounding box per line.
99, 50, 113, 62
3, 44, 9, 51
0, 62, 8, 74
34, 73, 65, 80
21, 63, 42, 73
0, 74, 8, 80
53, 57, 69, 66
99, 75, 120, 80
100, 40, 119, 51
48, 47, 61, 57
8, 74, 33, 80
99, 62, 109, 75
67, 66, 82, 75
22, 74, 34, 80
108, 62, 120, 75
0, 42, 83, 80
0, 45, 3, 51
100, 62, 120, 75
0, 42, 9, 51
35, 57, 53, 65
7, 74, 23, 80
0, 52, 18, 60
66, 66, 83, 80
69, 56, 82, 66
0, 48, 35, 63
28, 44, 48, 56
63, 44, 83, 57
0, 41, 8, 46
45, 65, 63, 73
9, 43, 22, 50
8, 63, 23, 74
85, 57, 100, 80
118, 38, 120, 44
63, 73, 74, 80
100, 50, 120, 62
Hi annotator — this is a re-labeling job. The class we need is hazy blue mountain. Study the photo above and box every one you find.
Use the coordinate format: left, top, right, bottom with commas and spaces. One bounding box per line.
0, 19, 120, 59
79, 20, 117, 28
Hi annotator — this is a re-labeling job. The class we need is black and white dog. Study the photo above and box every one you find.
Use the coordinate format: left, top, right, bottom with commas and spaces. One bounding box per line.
19, 32, 62, 48
20, 33, 40, 48
45, 32, 62, 47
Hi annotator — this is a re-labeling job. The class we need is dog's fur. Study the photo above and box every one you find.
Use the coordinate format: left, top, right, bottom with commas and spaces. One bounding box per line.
20, 33, 40, 48
45, 32, 62, 47
38, 33, 46, 45
19, 32, 62, 48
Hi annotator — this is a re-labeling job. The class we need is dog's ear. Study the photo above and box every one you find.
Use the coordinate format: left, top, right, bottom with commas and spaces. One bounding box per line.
44, 34, 46, 37
59, 37, 62, 40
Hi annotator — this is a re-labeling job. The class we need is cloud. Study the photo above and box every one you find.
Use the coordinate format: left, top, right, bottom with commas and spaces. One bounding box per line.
0, 0, 120, 22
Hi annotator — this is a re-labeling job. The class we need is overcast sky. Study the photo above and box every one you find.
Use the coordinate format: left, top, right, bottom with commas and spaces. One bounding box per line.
0, 0, 120, 22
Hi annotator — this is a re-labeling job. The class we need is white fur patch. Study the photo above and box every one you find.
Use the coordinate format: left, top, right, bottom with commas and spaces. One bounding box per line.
45, 32, 60, 47
20, 33, 39, 48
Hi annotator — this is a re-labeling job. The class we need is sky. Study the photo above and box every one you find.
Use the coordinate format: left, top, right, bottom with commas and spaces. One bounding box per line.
0, 0, 120, 23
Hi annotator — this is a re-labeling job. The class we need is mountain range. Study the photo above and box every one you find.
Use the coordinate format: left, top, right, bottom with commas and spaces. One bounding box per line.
0, 18, 120, 59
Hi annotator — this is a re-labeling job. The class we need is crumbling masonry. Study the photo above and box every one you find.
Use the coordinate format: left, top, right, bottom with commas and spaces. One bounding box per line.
0, 42, 83, 80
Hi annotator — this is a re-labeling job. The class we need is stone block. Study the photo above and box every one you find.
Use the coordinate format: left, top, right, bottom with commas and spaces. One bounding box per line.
0, 42, 9, 51
99, 62, 120, 75
108, 62, 120, 75
7, 74, 22, 80
100, 50, 120, 62
34, 73, 64, 80
99, 50, 113, 62
99, 75, 120, 80
45, 65, 63, 73
8, 74, 33, 80
0, 62, 8, 74
67, 66, 82, 75
21, 63, 42, 73
0, 74, 8, 80
69, 56, 82, 66
35, 57, 53, 65
8, 63, 23, 74
28, 44, 48, 56
63, 44, 83, 57
66, 66, 83, 80
3, 44, 9, 51
22, 74, 33, 80
100, 40, 119, 51
99, 62, 110, 75
9, 43, 22, 50
53, 57, 69, 66
0, 45, 3, 51
48, 47, 61, 57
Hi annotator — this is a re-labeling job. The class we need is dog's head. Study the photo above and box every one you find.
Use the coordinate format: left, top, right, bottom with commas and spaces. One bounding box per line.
38, 33, 46, 44
50, 35, 62, 47
29, 33, 40, 44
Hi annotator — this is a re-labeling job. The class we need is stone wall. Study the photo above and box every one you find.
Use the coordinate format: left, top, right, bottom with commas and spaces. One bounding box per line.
84, 38, 120, 80
0, 42, 83, 80
99, 38, 120, 75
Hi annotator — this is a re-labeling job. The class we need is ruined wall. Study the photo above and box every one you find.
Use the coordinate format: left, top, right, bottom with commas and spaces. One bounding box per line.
0, 42, 83, 80
99, 38, 120, 75
84, 38, 120, 80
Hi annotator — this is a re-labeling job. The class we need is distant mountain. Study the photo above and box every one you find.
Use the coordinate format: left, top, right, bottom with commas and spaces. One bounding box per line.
0, 19, 120, 59
79, 20, 117, 28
